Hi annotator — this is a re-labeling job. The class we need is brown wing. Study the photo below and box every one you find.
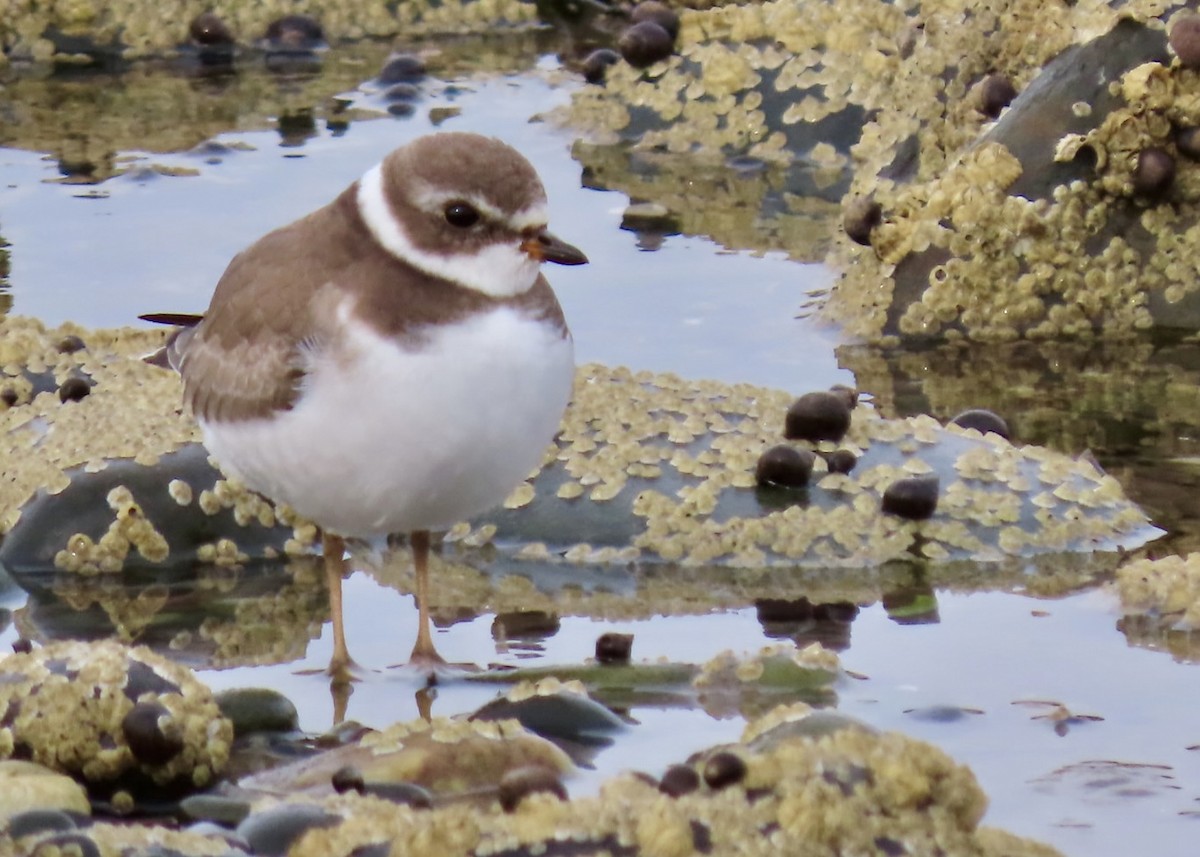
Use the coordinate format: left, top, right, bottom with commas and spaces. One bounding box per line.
178, 189, 364, 423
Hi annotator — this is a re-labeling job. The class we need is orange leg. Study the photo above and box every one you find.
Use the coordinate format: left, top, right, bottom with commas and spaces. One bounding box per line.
323, 534, 356, 683
408, 530, 446, 666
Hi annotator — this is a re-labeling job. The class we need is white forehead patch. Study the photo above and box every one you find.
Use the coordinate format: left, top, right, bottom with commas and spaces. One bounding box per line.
357, 163, 542, 298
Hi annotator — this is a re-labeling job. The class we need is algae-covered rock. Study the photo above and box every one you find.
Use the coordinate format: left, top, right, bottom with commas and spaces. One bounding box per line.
0, 639, 232, 800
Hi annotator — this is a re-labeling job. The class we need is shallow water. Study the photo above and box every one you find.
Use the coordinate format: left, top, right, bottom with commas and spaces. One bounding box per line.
2, 42, 1200, 857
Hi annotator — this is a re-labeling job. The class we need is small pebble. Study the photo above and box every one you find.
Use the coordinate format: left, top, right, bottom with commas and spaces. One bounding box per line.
264, 14, 324, 51
659, 764, 700, 797
843, 197, 882, 246
630, 0, 680, 40
784, 391, 852, 443
56, 335, 86, 354
378, 53, 426, 83
331, 766, 365, 794
1170, 14, 1200, 69
950, 408, 1010, 440
595, 631, 633, 665
581, 48, 621, 84
1133, 147, 1175, 197
754, 445, 814, 488
979, 73, 1017, 118
618, 21, 674, 68
122, 702, 185, 766
881, 474, 939, 520
702, 751, 747, 790
57, 376, 91, 403
498, 766, 567, 812
189, 12, 234, 47
824, 449, 858, 474
1177, 126, 1200, 160
363, 782, 434, 808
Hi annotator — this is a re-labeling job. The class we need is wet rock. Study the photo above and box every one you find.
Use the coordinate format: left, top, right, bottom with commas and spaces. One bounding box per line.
949, 408, 1010, 440
978, 73, 1018, 119
0, 761, 90, 820
240, 717, 573, 800
618, 21, 674, 69
1132, 146, 1175, 197
236, 804, 340, 856
471, 681, 626, 746
744, 707, 876, 750
216, 687, 300, 737
630, 0, 680, 40
784, 391, 852, 443
1169, 14, 1200, 69
881, 475, 939, 521
7, 808, 80, 839
179, 793, 252, 826
581, 48, 621, 84
702, 750, 746, 789
498, 765, 567, 811
378, 53, 426, 84
595, 631, 633, 665
755, 444, 814, 488
658, 763, 700, 797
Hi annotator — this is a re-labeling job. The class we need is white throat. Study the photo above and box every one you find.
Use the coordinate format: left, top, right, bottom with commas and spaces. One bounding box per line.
357, 163, 541, 298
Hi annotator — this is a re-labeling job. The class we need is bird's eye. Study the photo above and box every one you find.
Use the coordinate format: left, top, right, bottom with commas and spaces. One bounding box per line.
443, 201, 480, 228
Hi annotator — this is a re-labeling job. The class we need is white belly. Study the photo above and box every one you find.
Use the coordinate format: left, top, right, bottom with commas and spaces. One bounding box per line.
201, 307, 573, 536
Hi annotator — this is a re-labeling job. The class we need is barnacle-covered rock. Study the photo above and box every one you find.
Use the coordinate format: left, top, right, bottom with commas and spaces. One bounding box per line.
565, 0, 1200, 342
87, 703, 1059, 857
0, 639, 232, 799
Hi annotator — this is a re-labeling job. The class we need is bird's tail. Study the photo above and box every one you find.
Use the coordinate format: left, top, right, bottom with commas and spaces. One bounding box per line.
139, 312, 204, 372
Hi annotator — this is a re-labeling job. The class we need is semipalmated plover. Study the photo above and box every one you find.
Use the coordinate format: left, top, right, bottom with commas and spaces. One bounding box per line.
144, 131, 586, 682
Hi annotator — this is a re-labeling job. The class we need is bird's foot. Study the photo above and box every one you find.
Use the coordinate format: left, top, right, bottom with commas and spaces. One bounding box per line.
387, 654, 480, 686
